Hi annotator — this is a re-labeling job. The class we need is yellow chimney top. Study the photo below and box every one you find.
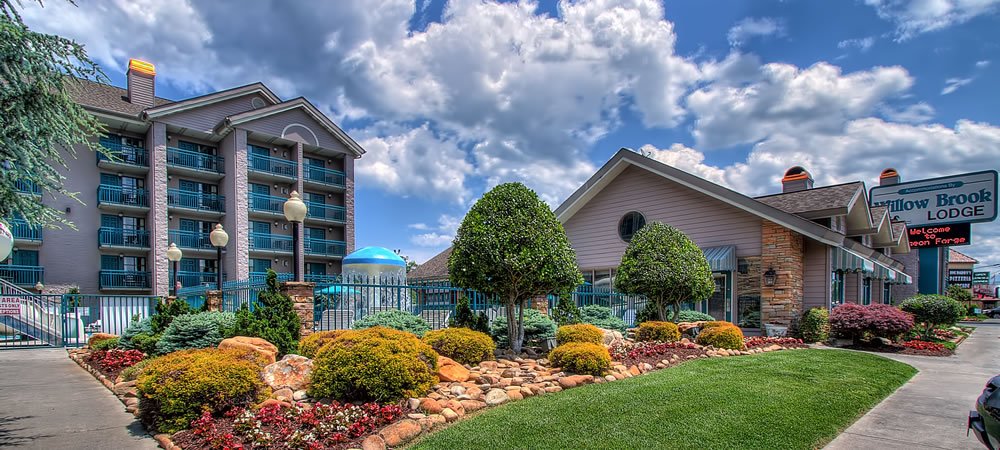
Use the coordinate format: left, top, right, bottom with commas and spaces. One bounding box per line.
128, 58, 156, 76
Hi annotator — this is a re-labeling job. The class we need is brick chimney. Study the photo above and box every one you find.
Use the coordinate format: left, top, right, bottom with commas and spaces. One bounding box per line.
879, 168, 900, 186
781, 166, 813, 193
126, 58, 156, 109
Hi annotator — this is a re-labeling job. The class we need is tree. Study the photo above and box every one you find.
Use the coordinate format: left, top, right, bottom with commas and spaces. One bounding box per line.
946, 284, 974, 307
448, 183, 582, 353
1, 0, 105, 227
231, 269, 302, 355
393, 250, 419, 274
615, 222, 714, 322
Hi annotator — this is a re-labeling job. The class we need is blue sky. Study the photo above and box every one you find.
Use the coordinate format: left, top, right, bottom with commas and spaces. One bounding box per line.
21, 0, 1000, 269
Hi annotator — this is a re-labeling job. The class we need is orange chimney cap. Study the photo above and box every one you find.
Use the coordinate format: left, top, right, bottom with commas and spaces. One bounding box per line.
128, 58, 156, 76
880, 168, 898, 178
782, 166, 812, 182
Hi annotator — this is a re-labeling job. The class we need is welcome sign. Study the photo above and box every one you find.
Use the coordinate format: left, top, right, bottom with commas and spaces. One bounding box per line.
870, 170, 998, 227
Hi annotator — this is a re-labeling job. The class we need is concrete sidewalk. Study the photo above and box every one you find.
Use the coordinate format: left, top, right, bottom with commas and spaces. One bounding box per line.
825, 320, 1000, 450
0, 348, 158, 449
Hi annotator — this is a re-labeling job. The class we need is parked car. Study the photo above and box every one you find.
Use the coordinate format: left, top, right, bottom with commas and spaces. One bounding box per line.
969, 374, 1000, 449
984, 307, 1000, 319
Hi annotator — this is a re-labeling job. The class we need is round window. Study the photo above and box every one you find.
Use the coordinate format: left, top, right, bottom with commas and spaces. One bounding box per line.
618, 211, 646, 242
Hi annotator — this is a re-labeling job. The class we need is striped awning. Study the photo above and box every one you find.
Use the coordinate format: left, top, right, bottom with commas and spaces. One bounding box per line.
895, 271, 913, 285
702, 245, 737, 273
832, 247, 875, 273
871, 262, 892, 281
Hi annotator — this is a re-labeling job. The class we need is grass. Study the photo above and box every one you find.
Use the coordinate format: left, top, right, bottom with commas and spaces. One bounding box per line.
408, 349, 915, 450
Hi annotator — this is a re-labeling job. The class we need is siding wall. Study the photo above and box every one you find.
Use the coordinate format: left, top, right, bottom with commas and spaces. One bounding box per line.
159, 94, 269, 135
802, 238, 830, 310
844, 272, 861, 304
240, 108, 347, 152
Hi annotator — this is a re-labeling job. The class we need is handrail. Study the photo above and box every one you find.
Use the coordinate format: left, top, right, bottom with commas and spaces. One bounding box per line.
166, 147, 225, 174
305, 201, 346, 222
249, 233, 294, 252
304, 165, 346, 187
97, 184, 149, 207
98, 227, 150, 248
0, 265, 44, 286
97, 138, 149, 167
9, 219, 42, 241
167, 189, 226, 213
248, 153, 296, 178
99, 270, 151, 290
305, 238, 347, 256
248, 192, 284, 214
168, 229, 213, 249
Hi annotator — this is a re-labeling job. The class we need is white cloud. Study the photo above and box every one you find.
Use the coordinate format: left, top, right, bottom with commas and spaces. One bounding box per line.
881, 102, 935, 123
865, 0, 1000, 40
941, 77, 973, 95
409, 214, 461, 247
976, 60, 991, 68
837, 36, 876, 52
727, 17, 785, 47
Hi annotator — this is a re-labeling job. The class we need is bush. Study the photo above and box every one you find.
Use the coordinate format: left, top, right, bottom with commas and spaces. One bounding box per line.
865, 304, 914, 339
555, 323, 603, 346
548, 342, 611, 376
672, 310, 716, 323
119, 317, 152, 348
229, 270, 302, 356
490, 308, 556, 348
551, 296, 581, 326
309, 327, 439, 402
87, 349, 144, 372
90, 337, 120, 351
696, 325, 745, 350
130, 333, 160, 355
798, 308, 830, 343
900, 294, 965, 336
635, 321, 681, 342
829, 304, 869, 341
352, 309, 431, 337
448, 296, 490, 334
700, 321, 736, 329
120, 357, 156, 382
88, 333, 117, 349
578, 305, 627, 333
422, 328, 496, 365
155, 312, 235, 354
297, 330, 347, 359
137, 348, 268, 433
150, 299, 196, 334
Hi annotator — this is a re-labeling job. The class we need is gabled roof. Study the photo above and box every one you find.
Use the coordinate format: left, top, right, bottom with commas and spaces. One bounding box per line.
554, 149, 845, 246
408, 247, 453, 280
68, 77, 173, 118
143, 82, 280, 119
755, 182, 864, 218
949, 249, 979, 264
217, 97, 366, 157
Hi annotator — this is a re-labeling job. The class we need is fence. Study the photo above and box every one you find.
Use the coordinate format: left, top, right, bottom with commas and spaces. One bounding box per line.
1, 293, 160, 349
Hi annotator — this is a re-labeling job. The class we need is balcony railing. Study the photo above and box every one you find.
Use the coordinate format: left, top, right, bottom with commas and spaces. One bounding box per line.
98, 227, 150, 248
9, 219, 41, 242
249, 233, 293, 252
97, 138, 149, 167
99, 270, 150, 290
168, 229, 213, 250
176, 271, 223, 288
248, 193, 285, 215
167, 189, 226, 213
15, 180, 40, 195
305, 202, 346, 222
305, 238, 347, 257
167, 147, 224, 174
305, 165, 346, 188
305, 273, 342, 283
0, 265, 43, 286
97, 185, 148, 208
248, 153, 295, 178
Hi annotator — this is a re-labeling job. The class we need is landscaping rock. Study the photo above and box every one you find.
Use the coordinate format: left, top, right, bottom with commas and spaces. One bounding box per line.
460, 400, 486, 412
437, 356, 471, 383
218, 336, 279, 365
262, 354, 313, 391
362, 434, 387, 450
419, 398, 444, 414
407, 398, 421, 410
443, 399, 465, 416
292, 390, 309, 401
599, 328, 625, 347
507, 390, 524, 401
441, 408, 460, 422
379, 419, 422, 447
484, 388, 509, 406
273, 388, 294, 402
113, 380, 136, 397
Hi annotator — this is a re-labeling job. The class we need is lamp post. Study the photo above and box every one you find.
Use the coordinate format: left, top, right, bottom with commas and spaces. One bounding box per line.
0, 221, 13, 262
34, 281, 43, 294
283, 191, 308, 282
209, 224, 229, 291
166, 243, 183, 296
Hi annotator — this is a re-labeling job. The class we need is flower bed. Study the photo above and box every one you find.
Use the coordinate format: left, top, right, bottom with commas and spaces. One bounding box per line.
85, 349, 145, 380
744, 336, 807, 349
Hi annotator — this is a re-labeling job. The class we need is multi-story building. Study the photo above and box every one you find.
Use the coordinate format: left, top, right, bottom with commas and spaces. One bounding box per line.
2, 59, 364, 295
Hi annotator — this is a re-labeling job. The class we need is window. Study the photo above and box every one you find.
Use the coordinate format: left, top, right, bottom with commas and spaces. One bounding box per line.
251, 259, 271, 274
306, 262, 326, 276
831, 271, 845, 306
883, 283, 892, 305
862, 278, 872, 305
618, 211, 646, 242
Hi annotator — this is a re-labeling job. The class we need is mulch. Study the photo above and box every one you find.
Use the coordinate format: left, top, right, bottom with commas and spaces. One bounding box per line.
620, 348, 707, 368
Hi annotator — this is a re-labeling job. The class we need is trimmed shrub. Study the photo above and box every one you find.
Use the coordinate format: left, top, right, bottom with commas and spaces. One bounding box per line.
297, 330, 347, 359
578, 305, 627, 333
555, 323, 604, 346
422, 328, 496, 365
866, 304, 914, 340
352, 309, 430, 337
155, 312, 235, 354
900, 294, 965, 336
635, 321, 681, 342
798, 308, 830, 343
829, 303, 868, 341
696, 325, 745, 350
700, 321, 737, 329
548, 342, 612, 376
551, 296, 581, 326
672, 310, 716, 323
88, 333, 117, 349
137, 348, 268, 433
490, 308, 556, 348
120, 357, 156, 382
449, 296, 490, 334
90, 336, 120, 351
309, 327, 439, 402
119, 317, 153, 348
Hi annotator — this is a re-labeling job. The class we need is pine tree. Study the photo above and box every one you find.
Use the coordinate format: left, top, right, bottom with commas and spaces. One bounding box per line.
246, 269, 301, 355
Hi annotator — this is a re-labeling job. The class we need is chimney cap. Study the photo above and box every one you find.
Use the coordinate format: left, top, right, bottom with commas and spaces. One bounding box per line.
782, 166, 812, 182
880, 168, 898, 179
128, 58, 156, 76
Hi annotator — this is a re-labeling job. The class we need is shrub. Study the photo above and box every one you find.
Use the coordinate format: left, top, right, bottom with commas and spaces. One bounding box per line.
422, 328, 495, 365
547, 342, 611, 376
490, 308, 556, 348
578, 305, 627, 333
865, 304, 914, 340
635, 321, 681, 342
352, 309, 431, 337
672, 310, 716, 323
900, 294, 965, 337
155, 312, 235, 354
700, 321, 737, 330
555, 323, 604, 346
309, 327, 439, 402
448, 296, 490, 334
297, 330, 346, 359
88, 333, 117, 349
87, 349, 144, 372
229, 270, 302, 355
90, 337, 120, 351
798, 308, 830, 343
829, 303, 868, 341
119, 317, 152, 348
137, 348, 268, 433
150, 299, 196, 334
120, 357, 156, 382
551, 296, 581, 326
696, 325, 745, 350
129, 333, 160, 355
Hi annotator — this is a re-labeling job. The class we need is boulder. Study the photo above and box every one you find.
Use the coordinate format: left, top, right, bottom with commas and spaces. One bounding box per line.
598, 328, 625, 347
218, 336, 278, 365
362, 435, 387, 450
272, 388, 294, 402
459, 400, 486, 412
379, 419, 422, 447
484, 388, 509, 406
437, 356, 471, 383
262, 354, 313, 391
441, 408, 460, 422
443, 399, 465, 416
419, 398, 444, 414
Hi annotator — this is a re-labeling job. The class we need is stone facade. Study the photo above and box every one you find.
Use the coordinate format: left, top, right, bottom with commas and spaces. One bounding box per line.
205, 290, 222, 312
148, 121, 170, 296
760, 220, 805, 327
281, 281, 316, 337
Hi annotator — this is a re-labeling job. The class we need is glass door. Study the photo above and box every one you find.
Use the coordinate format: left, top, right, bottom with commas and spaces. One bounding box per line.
707, 273, 730, 322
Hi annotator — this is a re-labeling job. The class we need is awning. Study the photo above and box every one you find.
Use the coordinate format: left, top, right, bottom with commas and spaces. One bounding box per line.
895, 271, 913, 285
702, 245, 737, 272
832, 247, 875, 273
871, 262, 892, 280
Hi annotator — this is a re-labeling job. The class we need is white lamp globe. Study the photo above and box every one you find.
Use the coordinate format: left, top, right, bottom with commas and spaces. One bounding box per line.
209, 224, 229, 248
0, 221, 13, 262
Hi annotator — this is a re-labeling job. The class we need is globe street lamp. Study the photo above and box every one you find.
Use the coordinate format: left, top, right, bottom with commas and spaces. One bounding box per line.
283, 191, 308, 282
0, 221, 13, 262
209, 224, 229, 291
166, 243, 183, 296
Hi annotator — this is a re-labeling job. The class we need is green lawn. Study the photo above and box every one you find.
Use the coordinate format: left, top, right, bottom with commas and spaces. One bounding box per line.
408, 349, 915, 450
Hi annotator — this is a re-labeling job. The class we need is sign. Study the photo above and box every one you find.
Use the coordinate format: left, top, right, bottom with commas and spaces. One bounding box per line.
0, 296, 20, 316
870, 170, 998, 226
948, 269, 973, 289
907, 223, 971, 248
973, 272, 991, 285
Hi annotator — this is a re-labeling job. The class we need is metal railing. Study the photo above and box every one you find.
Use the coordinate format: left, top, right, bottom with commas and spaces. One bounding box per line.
249, 233, 293, 252
168, 229, 213, 249
176, 271, 223, 289
305, 202, 346, 222
97, 185, 148, 208
0, 265, 44, 286
97, 138, 148, 167
248, 192, 285, 214
305, 238, 347, 257
248, 153, 295, 178
98, 227, 150, 248
167, 189, 226, 213
9, 219, 41, 241
305, 165, 346, 188
99, 270, 151, 290
166, 147, 224, 174
15, 180, 40, 195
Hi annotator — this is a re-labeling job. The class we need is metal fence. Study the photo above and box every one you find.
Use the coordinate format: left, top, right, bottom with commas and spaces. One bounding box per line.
1, 293, 160, 349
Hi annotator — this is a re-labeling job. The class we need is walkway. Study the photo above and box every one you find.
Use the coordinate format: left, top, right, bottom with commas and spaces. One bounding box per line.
826, 320, 1000, 450
0, 348, 158, 449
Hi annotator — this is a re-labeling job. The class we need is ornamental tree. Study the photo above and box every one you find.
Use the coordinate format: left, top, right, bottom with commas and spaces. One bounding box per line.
615, 222, 714, 322
448, 183, 583, 353
899, 294, 965, 338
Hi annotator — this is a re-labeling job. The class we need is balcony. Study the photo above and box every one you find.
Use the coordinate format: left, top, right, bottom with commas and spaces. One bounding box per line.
167, 147, 224, 177
304, 273, 342, 283
97, 138, 148, 171
305, 238, 347, 257
0, 265, 43, 286
9, 219, 41, 243
304, 165, 346, 189
249, 233, 293, 253
97, 185, 149, 210
248, 193, 285, 216
167, 189, 225, 214
248, 153, 296, 180
176, 271, 223, 289
98, 227, 150, 249
15, 180, 40, 196
168, 229, 213, 250
305, 202, 346, 223
99, 270, 150, 290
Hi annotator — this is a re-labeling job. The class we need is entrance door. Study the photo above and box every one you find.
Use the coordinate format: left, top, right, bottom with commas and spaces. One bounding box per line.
707, 273, 730, 321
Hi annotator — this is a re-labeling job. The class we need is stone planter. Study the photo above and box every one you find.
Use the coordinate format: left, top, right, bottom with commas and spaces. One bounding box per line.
764, 324, 788, 337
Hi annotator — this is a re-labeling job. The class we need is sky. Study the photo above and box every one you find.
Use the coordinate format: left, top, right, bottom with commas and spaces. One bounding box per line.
19, 0, 1000, 273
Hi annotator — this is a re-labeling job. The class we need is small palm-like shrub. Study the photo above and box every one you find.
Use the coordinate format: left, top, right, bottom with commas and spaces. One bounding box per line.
578, 305, 627, 332
352, 309, 431, 337
696, 325, 745, 350
548, 342, 612, 376
556, 323, 604, 346
490, 308, 557, 348
155, 311, 235, 354
422, 328, 495, 365
798, 308, 830, 343
297, 330, 347, 359
635, 321, 681, 342
309, 327, 439, 402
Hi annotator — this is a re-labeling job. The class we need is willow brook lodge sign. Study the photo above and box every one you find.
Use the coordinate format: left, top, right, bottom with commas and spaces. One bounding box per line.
870, 170, 998, 227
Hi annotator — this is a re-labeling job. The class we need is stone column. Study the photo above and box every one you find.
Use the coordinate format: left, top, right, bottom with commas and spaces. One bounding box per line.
281, 281, 315, 337
295, 142, 305, 280
344, 156, 356, 255
222, 129, 250, 280
760, 220, 805, 327
206, 290, 222, 312
147, 121, 170, 296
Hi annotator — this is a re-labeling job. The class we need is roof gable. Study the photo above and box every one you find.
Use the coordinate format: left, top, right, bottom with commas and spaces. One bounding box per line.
219, 98, 365, 157
143, 82, 280, 119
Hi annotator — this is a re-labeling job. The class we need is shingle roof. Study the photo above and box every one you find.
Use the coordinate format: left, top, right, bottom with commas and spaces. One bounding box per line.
408, 247, 453, 280
755, 182, 863, 216
891, 221, 907, 241
949, 249, 978, 264
66, 77, 173, 118
870, 205, 888, 224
